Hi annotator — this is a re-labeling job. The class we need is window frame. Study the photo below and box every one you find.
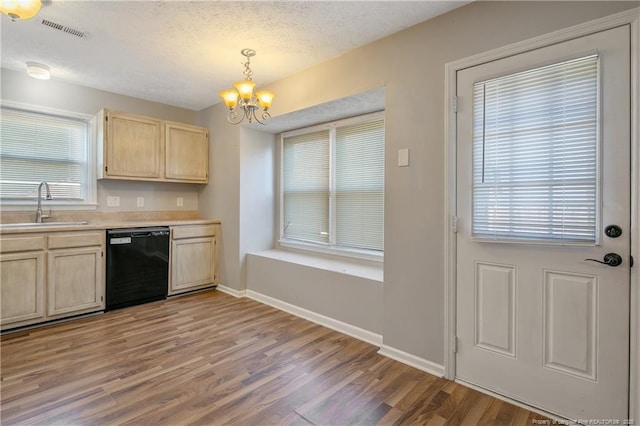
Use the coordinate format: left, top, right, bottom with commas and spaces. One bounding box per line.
278, 111, 385, 262
0, 101, 98, 211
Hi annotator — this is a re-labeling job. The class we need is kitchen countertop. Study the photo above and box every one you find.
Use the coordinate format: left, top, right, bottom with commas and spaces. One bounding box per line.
0, 218, 221, 235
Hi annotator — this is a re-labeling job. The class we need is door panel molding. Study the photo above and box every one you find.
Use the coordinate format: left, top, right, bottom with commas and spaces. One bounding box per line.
443, 7, 639, 420
542, 270, 598, 381
474, 261, 517, 358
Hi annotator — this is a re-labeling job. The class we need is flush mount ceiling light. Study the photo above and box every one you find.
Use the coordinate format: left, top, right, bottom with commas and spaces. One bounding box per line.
26, 62, 50, 80
0, 0, 42, 21
219, 49, 275, 125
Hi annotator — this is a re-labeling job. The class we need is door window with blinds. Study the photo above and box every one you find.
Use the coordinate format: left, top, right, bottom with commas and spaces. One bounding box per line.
0, 106, 94, 206
281, 112, 384, 256
472, 55, 599, 243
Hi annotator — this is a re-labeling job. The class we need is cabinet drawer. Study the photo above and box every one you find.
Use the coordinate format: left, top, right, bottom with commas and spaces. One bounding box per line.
48, 232, 104, 249
1, 236, 46, 253
172, 225, 217, 240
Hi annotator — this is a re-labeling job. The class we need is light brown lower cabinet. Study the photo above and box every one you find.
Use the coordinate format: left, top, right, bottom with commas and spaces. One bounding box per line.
47, 232, 104, 319
0, 231, 105, 331
169, 224, 219, 296
1, 236, 46, 327
1, 223, 221, 330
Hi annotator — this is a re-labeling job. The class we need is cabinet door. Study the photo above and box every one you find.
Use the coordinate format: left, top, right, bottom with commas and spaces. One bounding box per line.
165, 122, 209, 182
105, 111, 162, 179
47, 247, 104, 317
0, 251, 45, 328
170, 236, 215, 295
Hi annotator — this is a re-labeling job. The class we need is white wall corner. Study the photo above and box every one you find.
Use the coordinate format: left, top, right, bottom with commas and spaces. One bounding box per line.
216, 284, 246, 298
377, 345, 445, 378
245, 289, 382, 347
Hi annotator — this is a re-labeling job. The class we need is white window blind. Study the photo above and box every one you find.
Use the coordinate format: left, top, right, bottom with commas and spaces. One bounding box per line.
472, 54, 599, 243
1, 107, 88, 201
282, 112, 385, 254
336, 119, 385, 250
283, 130, 330, 244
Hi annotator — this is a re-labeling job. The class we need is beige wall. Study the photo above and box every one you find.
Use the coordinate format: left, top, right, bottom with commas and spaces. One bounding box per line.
1, 68, 196, 122
247, 252, 384, 335
238, 127, 277, 286
197, 106, 242, 289
196, 111, 277, 291
198, 1, 639, 367
1, 68, 200, 213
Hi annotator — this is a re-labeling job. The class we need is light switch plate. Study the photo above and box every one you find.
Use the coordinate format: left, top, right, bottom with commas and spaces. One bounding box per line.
137, 197, 144, 207
177, 197, 184, 207
398, 148, 410, 167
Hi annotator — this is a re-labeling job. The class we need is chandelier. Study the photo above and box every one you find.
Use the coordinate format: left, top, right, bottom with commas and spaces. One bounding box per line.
219, 48, 275, 125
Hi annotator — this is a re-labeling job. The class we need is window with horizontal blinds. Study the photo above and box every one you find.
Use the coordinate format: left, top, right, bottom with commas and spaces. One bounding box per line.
336, 119, 384, 251
281, 111, 385, 255
282, 130, 330, 244
1, 107, 89, 201
472, 54, 599, 243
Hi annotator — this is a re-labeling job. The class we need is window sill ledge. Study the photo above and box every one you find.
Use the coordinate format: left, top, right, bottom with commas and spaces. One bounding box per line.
247, 249, 383, 282
278, 239, 383, 262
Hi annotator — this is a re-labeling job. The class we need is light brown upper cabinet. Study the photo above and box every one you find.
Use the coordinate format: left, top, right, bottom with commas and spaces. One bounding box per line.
97, 109, 209, 183
164, 122, 209, 182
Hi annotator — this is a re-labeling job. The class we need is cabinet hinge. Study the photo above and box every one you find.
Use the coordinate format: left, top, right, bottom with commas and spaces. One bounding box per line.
631, 255, 634, 268
452, 96, 458, 113
452, 216, 459, 233
453, 336, 459, 353
101, 251, 104, 257
101, 296, 104, 302
105, 166, 108, 172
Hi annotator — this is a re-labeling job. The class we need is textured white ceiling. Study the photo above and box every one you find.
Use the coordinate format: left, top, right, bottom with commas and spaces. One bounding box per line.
1, 1, 470, 111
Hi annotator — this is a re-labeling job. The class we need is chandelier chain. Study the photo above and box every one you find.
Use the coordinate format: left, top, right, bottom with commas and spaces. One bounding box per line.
242, 56, 253, 80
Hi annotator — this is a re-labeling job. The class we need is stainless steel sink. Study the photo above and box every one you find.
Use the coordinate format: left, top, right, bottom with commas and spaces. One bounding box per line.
0, 221, 94, 228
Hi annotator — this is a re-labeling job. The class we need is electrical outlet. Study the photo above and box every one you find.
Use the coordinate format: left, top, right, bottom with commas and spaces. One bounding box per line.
177, 197, 184, 207
137, 197, 144, 207
107, 196, 120, 207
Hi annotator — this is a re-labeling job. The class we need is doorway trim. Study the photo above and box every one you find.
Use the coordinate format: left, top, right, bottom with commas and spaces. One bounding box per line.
443, 7, 639, 419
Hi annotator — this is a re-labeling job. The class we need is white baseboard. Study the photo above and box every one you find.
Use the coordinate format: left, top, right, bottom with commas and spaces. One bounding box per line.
216, 284, 246, 298
245, 289, 383, 347
377, 345, 445, 377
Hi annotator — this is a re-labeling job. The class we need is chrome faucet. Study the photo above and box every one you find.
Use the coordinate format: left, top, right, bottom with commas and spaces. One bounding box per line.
35, 182, 52, 223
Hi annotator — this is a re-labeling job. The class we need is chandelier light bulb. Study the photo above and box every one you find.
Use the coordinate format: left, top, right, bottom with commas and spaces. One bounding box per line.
256, 91, 275, 110
219, 89, 239, 109
0, 0, 42, 21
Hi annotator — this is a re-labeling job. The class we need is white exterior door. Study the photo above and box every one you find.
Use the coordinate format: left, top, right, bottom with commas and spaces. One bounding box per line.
456, 26, 631, 420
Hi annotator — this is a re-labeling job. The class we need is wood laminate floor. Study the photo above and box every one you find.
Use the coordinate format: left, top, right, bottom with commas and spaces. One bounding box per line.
1, 290, 549, 425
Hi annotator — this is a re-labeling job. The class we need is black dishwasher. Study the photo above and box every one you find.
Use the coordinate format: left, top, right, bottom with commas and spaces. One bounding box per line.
106, 227, 170, 311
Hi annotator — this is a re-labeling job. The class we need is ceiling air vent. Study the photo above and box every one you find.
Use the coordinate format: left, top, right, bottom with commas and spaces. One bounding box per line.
40, 19, 87, 38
